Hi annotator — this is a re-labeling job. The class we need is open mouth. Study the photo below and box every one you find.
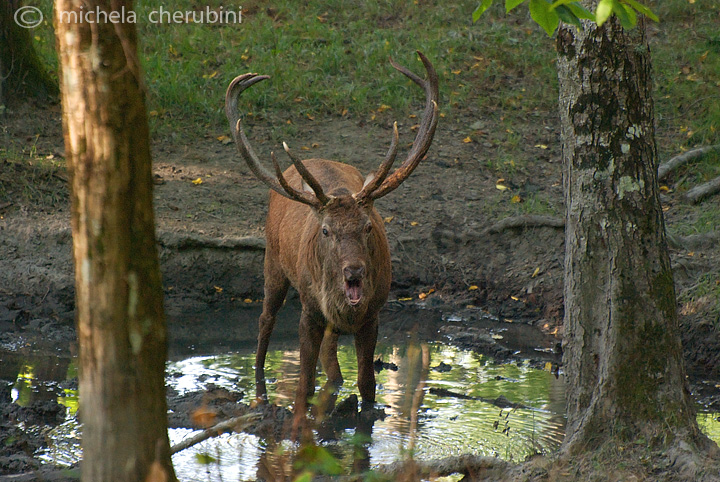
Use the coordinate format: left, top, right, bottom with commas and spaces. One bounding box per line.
344, 279, 363, 306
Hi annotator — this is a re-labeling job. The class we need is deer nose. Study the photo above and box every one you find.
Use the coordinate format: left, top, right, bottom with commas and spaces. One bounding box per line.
343, 265, 365, 281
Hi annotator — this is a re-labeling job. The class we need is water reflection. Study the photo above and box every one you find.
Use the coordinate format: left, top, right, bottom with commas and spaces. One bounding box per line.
4, 344, 720, 482
166, 341, 568, 481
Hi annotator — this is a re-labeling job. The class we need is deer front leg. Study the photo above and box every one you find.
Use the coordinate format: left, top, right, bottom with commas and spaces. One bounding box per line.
355, 316, 378, 405
292, 309, 324, 440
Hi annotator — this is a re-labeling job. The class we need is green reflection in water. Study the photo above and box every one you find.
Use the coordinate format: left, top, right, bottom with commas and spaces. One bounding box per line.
12, 364, 36, 407
169, 342, 567, 465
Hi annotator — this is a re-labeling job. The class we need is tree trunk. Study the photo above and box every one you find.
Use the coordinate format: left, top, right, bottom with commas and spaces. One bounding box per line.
556, 13, 707, 453
54, 1, 176, 481
0, 0, 57, 102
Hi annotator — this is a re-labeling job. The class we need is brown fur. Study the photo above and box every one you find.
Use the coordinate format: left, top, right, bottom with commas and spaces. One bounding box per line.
255, 159, 391, 438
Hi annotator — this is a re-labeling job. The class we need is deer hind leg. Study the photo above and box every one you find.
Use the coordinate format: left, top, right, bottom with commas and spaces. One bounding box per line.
320, 328, 343, 388
255, 262, 289, 403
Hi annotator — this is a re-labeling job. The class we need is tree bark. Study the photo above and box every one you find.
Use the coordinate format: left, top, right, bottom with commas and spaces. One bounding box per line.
54, 1, 176, 481
556, 12, 706, 453
0, 0, 57, 101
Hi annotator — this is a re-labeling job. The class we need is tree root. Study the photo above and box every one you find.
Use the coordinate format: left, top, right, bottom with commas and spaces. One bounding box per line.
666, 231, 720, 250
156, 231, 266, 251
372, 454, 513, 481
170, 412, 261, 455
434, 214, 565, 245
685, 175, 720, 204
658, 145, 720, 181
483, 214, 565, 235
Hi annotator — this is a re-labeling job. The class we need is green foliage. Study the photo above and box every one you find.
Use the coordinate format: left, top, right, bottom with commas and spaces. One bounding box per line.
473, 0, 657, 35
294, 444, 344, 479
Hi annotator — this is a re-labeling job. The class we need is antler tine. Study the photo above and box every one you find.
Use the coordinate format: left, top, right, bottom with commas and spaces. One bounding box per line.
225, 73, 324, 208
354, 122, 399, 203
270, 152, 322, 207
366, 51, 440, 201
282, 142, 330, 205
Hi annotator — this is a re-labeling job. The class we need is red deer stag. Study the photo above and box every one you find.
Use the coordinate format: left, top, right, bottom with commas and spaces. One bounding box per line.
225, 52, 438, 437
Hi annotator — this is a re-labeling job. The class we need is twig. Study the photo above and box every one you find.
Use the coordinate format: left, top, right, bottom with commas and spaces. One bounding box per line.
658, 145, 720, 181
685, 175, 720, 204
157, 232, 266, 251
170, 413, 261, 455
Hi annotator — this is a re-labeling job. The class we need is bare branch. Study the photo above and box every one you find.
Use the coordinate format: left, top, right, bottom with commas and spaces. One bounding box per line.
170, 413, 261, 455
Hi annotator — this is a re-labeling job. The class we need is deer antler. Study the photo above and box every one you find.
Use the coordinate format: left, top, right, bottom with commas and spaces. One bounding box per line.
354, 51, 439, 203
225, 74, 327, 209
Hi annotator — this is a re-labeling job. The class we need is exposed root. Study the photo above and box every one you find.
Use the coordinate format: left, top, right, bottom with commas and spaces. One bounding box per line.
373, 454, 513, 481
483, 215, 565, 235
685, 175, 720, 204
433, 215, 565, 245
156, 231, 266, 251
658, 145, 720, 181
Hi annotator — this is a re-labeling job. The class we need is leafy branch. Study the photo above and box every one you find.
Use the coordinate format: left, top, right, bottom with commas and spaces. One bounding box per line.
473, 0, 658, 36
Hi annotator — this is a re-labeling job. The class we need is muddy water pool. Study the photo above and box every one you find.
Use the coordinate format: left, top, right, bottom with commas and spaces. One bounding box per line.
3, 302, 720, 481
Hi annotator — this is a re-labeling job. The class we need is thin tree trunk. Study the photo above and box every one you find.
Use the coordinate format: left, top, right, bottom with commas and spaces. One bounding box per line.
0, 0, 57, 101
556, 12, 704, 453
54, 1, 176, 481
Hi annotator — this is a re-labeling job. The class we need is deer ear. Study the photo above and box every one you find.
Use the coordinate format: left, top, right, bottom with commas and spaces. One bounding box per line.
362, 172, 375, 189
301, 180, 313, 193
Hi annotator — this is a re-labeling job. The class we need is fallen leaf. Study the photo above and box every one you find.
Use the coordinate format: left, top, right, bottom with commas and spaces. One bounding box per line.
468, 285, 478, 291
495, 183, 508, 191
532, 267, 541, 278
418, 292, 428, 300
202, 70, 219, 79
534, 144, 548, 149
659, 185, 671, 192
510, 296, 520, 301
192, 178, 203, 185
377, 104, 392, 113
398, 297, 414, 301
214, 286, 223, 293
311, 142, 320, 148
244, 298, 253, 303
463, 136, 472, 143
217, 135, 232, 145
384, 216, 394, 223
306, 114, 315, 121
511, 194, 522, 203
240, 54, 250, 61
451, 69, 462, 75
301, 146, 311, 150
410, 221, 419, 226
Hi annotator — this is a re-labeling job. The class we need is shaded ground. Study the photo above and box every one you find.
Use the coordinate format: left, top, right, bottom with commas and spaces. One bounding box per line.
1, 99, 720, 478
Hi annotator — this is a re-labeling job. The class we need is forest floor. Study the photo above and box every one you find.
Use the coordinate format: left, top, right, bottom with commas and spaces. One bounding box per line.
1, 92, 720, 480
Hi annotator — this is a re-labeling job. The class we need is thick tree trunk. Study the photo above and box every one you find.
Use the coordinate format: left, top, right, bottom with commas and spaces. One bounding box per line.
556, 14, 705, 452
54, 1, 176, 481
0, 0, 57, 101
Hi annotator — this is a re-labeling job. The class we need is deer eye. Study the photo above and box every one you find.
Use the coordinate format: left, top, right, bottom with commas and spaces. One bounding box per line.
322, 227, 329, 236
